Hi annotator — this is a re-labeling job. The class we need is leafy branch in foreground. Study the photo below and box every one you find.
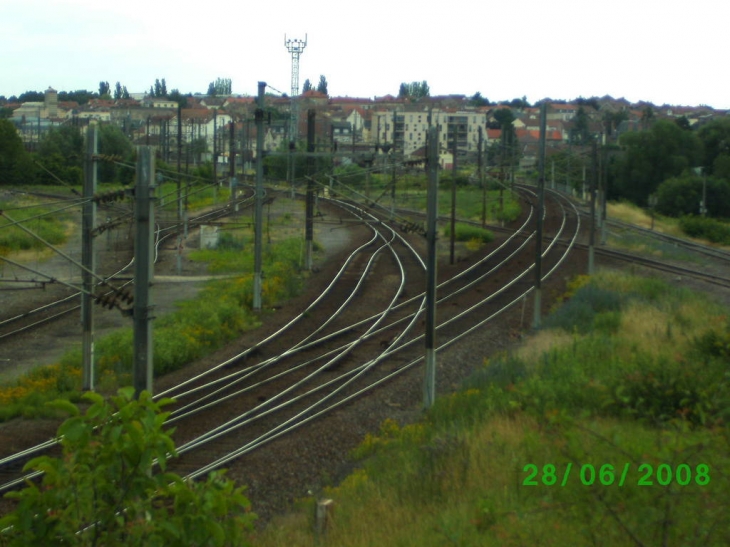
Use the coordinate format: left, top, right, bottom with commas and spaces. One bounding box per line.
0, 388, 256, 546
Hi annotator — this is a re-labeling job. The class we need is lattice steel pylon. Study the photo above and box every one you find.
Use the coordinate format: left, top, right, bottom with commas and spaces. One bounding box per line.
284, 34, 307, 142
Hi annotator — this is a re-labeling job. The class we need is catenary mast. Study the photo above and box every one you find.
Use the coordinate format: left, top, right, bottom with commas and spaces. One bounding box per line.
284, 35, 307, 142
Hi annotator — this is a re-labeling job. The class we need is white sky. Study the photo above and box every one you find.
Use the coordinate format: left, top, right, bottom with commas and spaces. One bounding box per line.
2, 0, 728, 109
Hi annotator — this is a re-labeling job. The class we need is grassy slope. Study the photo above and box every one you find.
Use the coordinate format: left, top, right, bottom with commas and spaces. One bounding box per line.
255, 270, 730, 546
0, 215, 307, 421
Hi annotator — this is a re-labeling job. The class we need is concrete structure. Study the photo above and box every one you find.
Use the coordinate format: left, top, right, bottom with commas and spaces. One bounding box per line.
371, 108, 490, 157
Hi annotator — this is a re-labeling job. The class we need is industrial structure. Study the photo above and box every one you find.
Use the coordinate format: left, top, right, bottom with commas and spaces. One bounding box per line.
284, 34, 307, 143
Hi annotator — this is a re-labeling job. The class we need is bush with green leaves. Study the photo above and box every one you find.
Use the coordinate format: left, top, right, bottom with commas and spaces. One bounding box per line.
442, 222, 494, 244
679, 215, 730, 245
0, 388, 256, 546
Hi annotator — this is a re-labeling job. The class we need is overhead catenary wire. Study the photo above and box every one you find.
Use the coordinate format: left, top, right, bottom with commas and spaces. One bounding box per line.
0, 210, 112, 286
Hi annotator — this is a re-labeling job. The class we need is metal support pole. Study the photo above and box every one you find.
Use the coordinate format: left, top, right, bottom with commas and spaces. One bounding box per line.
450, 129, 457, 265
390, 154, 396, 219
133, 147, 155, 397
82, 123, 98, 391
589, 140, 597, 275
253, 82, 266, 311
424, 127, 439, 409
229, 114, 237, 210
177, 103, 183, 224
478, 127, 486, 228
213, 108, 218, 186
601, 143, 608, 245
533, 103, 546, 329
305, 109, 315, 271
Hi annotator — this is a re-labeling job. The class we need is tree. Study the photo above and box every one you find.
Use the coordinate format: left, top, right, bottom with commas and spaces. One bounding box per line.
640, 105, 655, 129
98, 123, 135, 184
18, 90, 44, 103
58, 90, 95, 105
99, 81, 111, 99
302, 79, 312, 94
602, 109, 629, 139
161, 78, 167, 97
114, 81, 123, 100
316, 75, 328, 96
487, 108, 520, 171
656, 173, 730, 218
169, 89, 188, 109
570, 106, 591, 145
675, 116, 691, 131
0, 119, 35, 185
468, 92, 489, 107
509, 96, 530, 109
492, 107, 515, 131
36, 125, 84, 185
612, 119, 703, 205
398, 81, 430, 100
697, 117, 730, 179
208, 78, 232, 97
0, 388, 256, 546
154, 78, 162, 98
575, 96, 600, 110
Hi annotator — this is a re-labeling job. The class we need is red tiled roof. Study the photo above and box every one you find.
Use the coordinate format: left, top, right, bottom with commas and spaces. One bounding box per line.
329, 97, 373, 104
225, 97, 254, 104
181, 109, 213, 121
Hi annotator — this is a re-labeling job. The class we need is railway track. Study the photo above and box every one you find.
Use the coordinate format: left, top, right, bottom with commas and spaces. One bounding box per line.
0, 192, 255, 340
0, 186, 582, 502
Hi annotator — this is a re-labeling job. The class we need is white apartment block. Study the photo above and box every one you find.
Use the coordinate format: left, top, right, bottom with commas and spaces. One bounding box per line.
371, 109, 489, 156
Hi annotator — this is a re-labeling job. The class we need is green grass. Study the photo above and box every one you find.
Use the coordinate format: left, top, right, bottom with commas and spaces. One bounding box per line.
399, 187, 521, 224
0, 199, 72, 254
0, 232, 306, 421
443, 223, 495, 244
607, 230, 703, 263
254, 270, 730, 546
156, 181, 231, 212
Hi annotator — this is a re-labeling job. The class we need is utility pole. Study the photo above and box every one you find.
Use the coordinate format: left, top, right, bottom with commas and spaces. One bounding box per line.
450, 124, 457, 265
176, 103, 183, 224
304, 109, 315, 271
229, 115, 238, 212
424, 127, 439, 409
478, 126, 486, 228
213, 108, 218, 187
601, 140, 608, 245
81, 123, 98, 391
133, 147, 155, 397
253, 82, 266, 312
533, 103, 547, 329
588, 139, 597, 275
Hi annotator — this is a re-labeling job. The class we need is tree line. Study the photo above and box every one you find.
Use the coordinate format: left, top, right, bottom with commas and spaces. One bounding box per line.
0, 119, 135, 186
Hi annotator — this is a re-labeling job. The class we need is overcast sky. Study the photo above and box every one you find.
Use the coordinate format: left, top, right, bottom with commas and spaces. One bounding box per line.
2, 0, 728, 109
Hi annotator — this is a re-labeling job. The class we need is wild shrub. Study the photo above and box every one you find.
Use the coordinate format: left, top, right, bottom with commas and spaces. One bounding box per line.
0, 389, 256, 545
693, 328, 730, 362
542, 284, 623, 334
443, 223, 494, 243
679, 215, 730, 244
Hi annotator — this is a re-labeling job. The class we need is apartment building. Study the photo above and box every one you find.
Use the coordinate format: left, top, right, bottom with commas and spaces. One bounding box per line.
371, 108, 490, 156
